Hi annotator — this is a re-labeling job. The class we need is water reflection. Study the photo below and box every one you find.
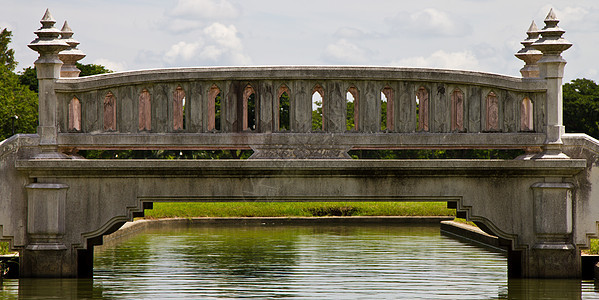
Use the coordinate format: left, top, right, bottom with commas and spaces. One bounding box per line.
3, 224, 599, 299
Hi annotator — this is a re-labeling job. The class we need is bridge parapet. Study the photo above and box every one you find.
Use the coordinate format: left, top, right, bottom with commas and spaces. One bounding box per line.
53, 67, 549, 157
24, 9, 571, 158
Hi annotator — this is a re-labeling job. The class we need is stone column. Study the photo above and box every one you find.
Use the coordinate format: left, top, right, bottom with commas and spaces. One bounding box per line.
524, 181, 580, 278
28, 9, 70, 158
532, 9, 572, 159
21, 183, 72, 277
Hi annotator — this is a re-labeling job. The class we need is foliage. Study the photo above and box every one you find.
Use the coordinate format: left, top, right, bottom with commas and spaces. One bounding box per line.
348, 149, 523, 159
563, 78, 599, 139
312, 100, 322, 131
0, 65, 38, 140
247, 93, 256, 130
20, 63, 113, 93
0, 241, 9, 255
18, 66, 38, 92
346, 100, 354, 130
381, 100, 387, 130
279, 92, 290, 130
0, 28, 16, 71
586, 239, 599, 255
79, 149, 253, 159
76, 62, 113, 77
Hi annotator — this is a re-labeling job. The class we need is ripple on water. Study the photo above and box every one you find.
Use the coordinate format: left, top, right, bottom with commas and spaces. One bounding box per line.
4, 225, 599, 299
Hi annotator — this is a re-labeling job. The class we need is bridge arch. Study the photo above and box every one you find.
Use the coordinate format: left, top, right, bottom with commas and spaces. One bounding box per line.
277, 85, 291, 131
208, 84, 221, 131
242, 84, 256, 131
312, 84, 324, 131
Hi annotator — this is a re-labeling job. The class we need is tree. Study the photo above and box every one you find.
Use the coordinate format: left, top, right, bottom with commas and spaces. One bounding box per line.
20, 63, 113, 93
563, 78, 599, 139
0, 29, 16, 71
76, 62, 112, 76
0, 28, 37, 140
0, 65, 38, 140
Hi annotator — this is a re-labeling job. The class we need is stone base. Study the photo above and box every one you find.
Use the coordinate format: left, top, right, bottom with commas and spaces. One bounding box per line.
20, 249, 76, 278
524, 244, 581, 278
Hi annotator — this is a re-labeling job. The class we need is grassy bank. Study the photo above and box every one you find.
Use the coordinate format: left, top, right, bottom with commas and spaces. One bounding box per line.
142, 202, 455, 219
0, 242, 9, 255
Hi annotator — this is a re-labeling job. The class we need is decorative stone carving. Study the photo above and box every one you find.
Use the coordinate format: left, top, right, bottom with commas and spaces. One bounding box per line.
138, 89, 151, 131
515, 21, 542, 78
451, 88, 464, 131
58, 21, 85, 78
173, 86, 185, 131
532, 9, 572, 159
486, 92, 499, 131
68, 96, 81, 131
103, 92, 116, 131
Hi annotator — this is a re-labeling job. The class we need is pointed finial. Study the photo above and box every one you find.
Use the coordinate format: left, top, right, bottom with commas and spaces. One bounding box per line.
532, 8, 572, 55
527, 20, 538, 33
60, 21, 72, 35
515, 21, 543, 78
41, 9, 55, 23
545, 8, 557, 21
28, 9, 69, 59
58, 20, 85, 77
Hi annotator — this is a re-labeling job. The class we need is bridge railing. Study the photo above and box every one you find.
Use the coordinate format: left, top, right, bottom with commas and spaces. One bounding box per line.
28, 9, 572, 158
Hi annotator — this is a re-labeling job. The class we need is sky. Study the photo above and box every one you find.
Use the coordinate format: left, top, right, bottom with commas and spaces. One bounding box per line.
1, 0, 598, 83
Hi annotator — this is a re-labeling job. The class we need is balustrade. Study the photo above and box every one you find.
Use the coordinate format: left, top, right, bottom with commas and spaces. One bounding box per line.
26, 8, 571, 156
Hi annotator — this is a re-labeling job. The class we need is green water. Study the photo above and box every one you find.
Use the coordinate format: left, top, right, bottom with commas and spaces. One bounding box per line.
2, 224, 599, 299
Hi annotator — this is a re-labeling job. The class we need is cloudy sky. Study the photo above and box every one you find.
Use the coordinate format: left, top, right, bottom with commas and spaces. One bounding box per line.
1, 0, 597, 83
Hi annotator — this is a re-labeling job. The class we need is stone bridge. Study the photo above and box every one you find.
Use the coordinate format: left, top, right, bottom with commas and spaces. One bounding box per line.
2, 9, 599, 279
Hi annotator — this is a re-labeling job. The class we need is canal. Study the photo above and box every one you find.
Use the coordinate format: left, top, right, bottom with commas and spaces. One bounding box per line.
2, 224, 599, 299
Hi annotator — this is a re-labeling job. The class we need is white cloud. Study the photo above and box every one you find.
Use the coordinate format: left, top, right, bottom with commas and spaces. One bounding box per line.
203, 23, 242, 49
164, 41, 203, 64
92, 58, 127, 72
388, 8, 471, 37
323, 39, 372, 64
334, 27, 369, 39
392, 50, 480, 71
161, 0, 240, 33
169, 0, 239, 19
162, 22, 251, 66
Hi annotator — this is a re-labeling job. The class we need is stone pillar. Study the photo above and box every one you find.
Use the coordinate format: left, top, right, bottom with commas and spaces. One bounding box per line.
21, 183, 73, 277
524, 181, 580, 278
58, 21, 85, 78
532, 9, 572, 159
28, 9, 70, 158
515, 21, 542, 78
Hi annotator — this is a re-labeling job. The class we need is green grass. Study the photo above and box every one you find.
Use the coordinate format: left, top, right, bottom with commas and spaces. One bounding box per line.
143, 202, 455, 219
0, 241, 10, 255
585, 239, 599, 255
